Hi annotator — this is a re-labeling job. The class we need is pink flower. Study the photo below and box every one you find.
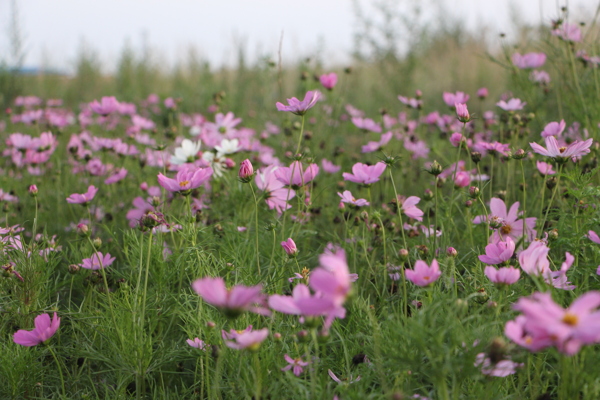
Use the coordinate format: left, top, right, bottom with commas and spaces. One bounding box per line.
398, 95, 422, 109
362, 131, 392, 153
275, 161, 319, 188
66, 185, 98, 204
484, 266, 520, 285
454, 171, 471, 188
530, 136, 593, 162
477, 87, 489, 99
269, 283, 335, 317
13, 312, 60, 346
544, 252, 576, 290
321, 159, 341, 173
238, 159, 254, 182
338, 190, 369, 207
541, 120, 566, 138
104, 168, 128, 185
80, 252, 115, 270
449, 132, 464, 147
282, 354, 310, 376
223, 327, 269, 351
319, 73, 338, 90
512, 52, 546, 69
398, 196, 424, 221
473, 198, 536, 244
518, 240, 550, 276
191, 277, 269, 317
328, 369, 361, 384
405, 259, 441, 287
496, 98, 526, 111
552, 23, 582, 42
588, 230, 600, 244
89, 96, 120, 116
474, 353, 523, 377
507, 291, 600, 355
157, 165, 213, 193
455, 103, 470, 122
186, 338, 209, 350
443, 91, 469, 107
343, 162, 386, 185
352, 117, 382, 133
255, 166, 295, 214
281, 238, 299, 256
536, 161, 555, 175
479, 237, 515, 265
530, 70, 551, 84
276, 91, 321, 115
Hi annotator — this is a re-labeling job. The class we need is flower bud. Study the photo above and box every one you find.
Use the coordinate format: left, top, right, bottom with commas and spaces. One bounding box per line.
477, 87, 488, 99
447, 247, 458, 258
29, 185, 38, 196
68, 264, 80, 274
423, 189, 433, 201
469, 186, 480, 199
427, 160, 443, 176
273, 332, 282, 341
546, 177, 557, 190
465, 200, 473, 208
93, 237, 102, 248
455, 103, 471, 123
296, 330, 310, 343
281, 238, 298, 257
77, 223, 90, 236
513, 149, 527, 160
238, 159, 254, 183
470, 151, 482, 164
398, 249, 409, 259
206, 321, 216, 329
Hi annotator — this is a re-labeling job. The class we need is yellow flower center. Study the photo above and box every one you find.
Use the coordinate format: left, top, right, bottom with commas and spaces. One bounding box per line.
562, 313, 578, 326
179, 180, 190, 187
559, 147, 566, 153
500, 224, 512, 235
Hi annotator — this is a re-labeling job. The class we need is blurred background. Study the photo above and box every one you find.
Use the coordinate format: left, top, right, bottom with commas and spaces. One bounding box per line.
0, 0, 595, 111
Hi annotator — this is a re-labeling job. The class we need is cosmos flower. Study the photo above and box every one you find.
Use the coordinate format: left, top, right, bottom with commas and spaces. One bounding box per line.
276, 91, 321, 115
13, 312, 60, 346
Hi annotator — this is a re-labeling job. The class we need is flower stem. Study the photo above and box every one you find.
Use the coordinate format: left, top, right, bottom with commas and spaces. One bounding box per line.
249, 183, 261, 275
47, 344, 66, 398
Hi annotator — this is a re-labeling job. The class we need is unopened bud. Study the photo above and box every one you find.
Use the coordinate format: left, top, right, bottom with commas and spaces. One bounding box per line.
447, 247, 458, 258
513, 149, 527, 160
423, 189, 433, 201
427, 160, 443, 176
92, 237, 102, 248
546, 177, 557, 190
469, 186, 480, 198
470, 151, 482, 164
29, 185, 38, 196
465, 200, 473, 208
68, 264, 80, 274
77, 223, 90, 236
238, 159, 254, 183
398, 249, 409, 259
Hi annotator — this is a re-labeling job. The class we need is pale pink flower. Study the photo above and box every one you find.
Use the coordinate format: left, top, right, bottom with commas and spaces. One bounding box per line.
338, 190, 369, 207
352, 117, 382, 133
530, 136, 593, 162
479, 237, 515, 265
281, 238, 298, 256
13, 312, 60, 346
473, 198, 536, 244
223, 327, 269, 350
552, 23, 582, 42
454, 171, 471, 188
191, 277, 269, 316
186, 338, 209, 350
343, 162, 386, 185
321, 159, 341, 173
531, 70, 551, 84
443, 91, 470, 107
477, 87, 489, 99
255, 166, 296, 214
275, 161, 319, 188
89, 96, 120, 115
449, 132, 464, 147
588, 230, 600, 244
397, 196, 424, 221
544, 252, 576, 290
80, 252, 115, 270
541, 120, 566, 138
276, 91, 321, 115
536, 161, 555, 175
455, 103, 470, 122
328, 369, 361, 384
104, 168, 128, 184
497, 98, 526, 111
518, 240, 550, 276
157, 166, 213, 193
474, 353, 523, 377
512, 52, 546, 69
268, 283, 335, 317
362, 131, 392, 153
66, 185, 98, 204
405, 259, 441, 287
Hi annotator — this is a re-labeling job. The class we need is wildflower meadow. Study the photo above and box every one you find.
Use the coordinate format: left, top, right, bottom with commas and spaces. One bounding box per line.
3, 7, 600, 400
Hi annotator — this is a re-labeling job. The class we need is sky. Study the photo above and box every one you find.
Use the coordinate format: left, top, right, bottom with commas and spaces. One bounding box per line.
0, 0, 594, 73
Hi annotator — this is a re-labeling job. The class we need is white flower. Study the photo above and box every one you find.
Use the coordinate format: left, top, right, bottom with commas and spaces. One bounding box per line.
215, 139, 239, 158
170, 139, 201, 165
189, 126, 202, 136
202, 151, 226, 178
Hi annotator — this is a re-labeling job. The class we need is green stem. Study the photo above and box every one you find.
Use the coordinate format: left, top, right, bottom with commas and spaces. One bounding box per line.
540, 164, 563, 235
249, 184, 261, 275
47, 344, 66, 398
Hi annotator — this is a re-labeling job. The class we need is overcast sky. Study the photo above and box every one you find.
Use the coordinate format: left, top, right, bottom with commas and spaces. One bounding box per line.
0, 0, 593, 72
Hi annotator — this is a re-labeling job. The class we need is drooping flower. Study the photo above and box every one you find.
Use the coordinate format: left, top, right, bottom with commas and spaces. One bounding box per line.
192, 277, 269, 317
276, 91, 321, 115
282, 354, 310, 376
338, 190, 369, 207
484, 266, 520, 285
321, 159, 341, 173
268, 283, 335, 317
255, 166, 296, 214
342, 162, 386, 185
66, 185, 98, 205
80, 252, 115, 270
541, 120, 566, 138
104, 168, 128, 185
405, 259, 442, 287
397, 196, 424, 221
588, 230, 600, 244
13, 312, 60, 346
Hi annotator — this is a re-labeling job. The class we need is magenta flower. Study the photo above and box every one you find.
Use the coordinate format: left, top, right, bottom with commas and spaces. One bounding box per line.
275, 161, 319, 189
518, 240, 550, 276
104, 168, 128, 185
443, 91, 470, 107
405, 259, 441, 287
479, 237, 515, 265
530, 136, 593, 162
80, 252, 115, 270
281, 238, 299, 256
276, 91, 321, 115
238, 159, 254, 182
496, 98, 526, 111
343, 162, 386, 185
191, 277, 269, 317
157, 165, 213, 193
13, 312, 60, 346
536, 161, 555, 175
282, 354, 310, 376
511, 52, 546, 69
477, 87, 488, 99
449, 132, 464, 147
66, 185, 98, 204
338, 190, 369, 207
319, 73, 338, 90
223, 327, 269, 350
454, 171, 471, 188
484, 266, 520, 285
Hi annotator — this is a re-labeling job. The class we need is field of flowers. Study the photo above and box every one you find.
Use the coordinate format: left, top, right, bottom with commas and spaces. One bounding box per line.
2, 14, 600, 400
